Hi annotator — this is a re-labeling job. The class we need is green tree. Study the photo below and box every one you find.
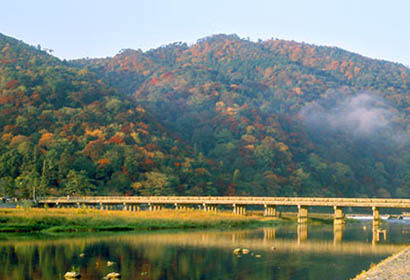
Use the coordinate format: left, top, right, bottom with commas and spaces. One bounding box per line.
63, 170, 96, 195
132, 171, 176, 195
0, 176, 15, 197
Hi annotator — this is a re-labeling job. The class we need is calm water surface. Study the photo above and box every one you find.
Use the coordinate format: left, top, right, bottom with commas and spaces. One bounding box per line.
0, 220, 409, 280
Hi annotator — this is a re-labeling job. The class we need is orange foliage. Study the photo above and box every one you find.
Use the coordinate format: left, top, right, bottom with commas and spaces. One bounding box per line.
10, 135, 29, 147
31, 90, 41, 102
0, 96, 10, 104
38, 133, 55, 147
98, 158, 110, 167
3, 124, 17, 134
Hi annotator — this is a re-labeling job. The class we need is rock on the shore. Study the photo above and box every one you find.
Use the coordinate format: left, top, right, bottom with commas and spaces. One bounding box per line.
105, 272, 121, 279
64, 271, 81, 279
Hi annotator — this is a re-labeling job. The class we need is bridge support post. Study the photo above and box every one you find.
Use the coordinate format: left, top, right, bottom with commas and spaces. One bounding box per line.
264, 205, 276, 217
233, 204, 237, 214
297, 205, 308, 223
333, 206, 344, 225
203, 203, 207, 212
148, 203, 152, 211
123, 203, 127, 211
372, 207, 380, 221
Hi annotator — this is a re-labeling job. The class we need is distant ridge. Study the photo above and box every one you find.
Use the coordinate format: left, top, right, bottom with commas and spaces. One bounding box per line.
0, 32, 409, 198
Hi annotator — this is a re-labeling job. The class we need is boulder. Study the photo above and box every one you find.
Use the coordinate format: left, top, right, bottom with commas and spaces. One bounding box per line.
64, 271, 81, 279
105, 272, 121, 279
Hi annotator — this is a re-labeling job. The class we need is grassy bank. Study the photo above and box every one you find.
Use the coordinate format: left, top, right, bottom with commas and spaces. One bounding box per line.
0, 208, 298, 233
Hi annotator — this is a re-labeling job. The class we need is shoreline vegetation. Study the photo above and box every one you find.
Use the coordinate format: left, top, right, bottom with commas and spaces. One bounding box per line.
0, 208, 335, 233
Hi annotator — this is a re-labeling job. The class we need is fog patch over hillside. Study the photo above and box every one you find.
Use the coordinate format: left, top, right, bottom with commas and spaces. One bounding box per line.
300, 93, 409, 144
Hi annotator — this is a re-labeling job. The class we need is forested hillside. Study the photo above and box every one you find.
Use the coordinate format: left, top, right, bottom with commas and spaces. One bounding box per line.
1, 33, 409, 198
0, 33, 215, 198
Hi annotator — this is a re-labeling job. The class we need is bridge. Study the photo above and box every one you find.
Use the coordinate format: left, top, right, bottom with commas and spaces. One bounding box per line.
38, 196, 410, 223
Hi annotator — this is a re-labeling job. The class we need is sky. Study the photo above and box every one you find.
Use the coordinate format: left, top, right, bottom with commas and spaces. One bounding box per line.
1, 0, 410, 65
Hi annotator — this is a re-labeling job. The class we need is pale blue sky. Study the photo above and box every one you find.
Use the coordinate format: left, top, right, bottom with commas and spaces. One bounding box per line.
1, 0, 409, 65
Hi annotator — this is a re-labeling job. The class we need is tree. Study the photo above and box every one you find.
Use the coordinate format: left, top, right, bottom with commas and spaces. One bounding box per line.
0, 176, 14, 197
132, 171, 176, 195
15, 171, 40, 199
62, 170, 95, 195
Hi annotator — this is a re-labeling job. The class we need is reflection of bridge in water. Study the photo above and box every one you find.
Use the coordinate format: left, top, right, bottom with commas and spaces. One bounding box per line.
0, 223, 403, 256
39, 196, 410, 224
267, 220, 388, 247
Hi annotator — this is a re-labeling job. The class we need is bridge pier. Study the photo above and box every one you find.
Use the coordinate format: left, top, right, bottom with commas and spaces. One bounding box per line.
297, 205, 308, 223
264, 205, 276, 217
233, 205, 246, 215
334, 206, 345, 225
372, 206, 380, 221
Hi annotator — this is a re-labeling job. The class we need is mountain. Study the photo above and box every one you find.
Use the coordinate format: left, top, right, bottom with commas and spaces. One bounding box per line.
0, 33, 215, 198
1, 33, 409, 198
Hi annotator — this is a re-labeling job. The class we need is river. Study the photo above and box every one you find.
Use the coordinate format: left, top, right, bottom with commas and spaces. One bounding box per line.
0, 220, 409, 280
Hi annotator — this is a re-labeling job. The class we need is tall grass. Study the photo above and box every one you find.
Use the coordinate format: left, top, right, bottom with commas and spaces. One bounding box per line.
0, 208, 284, 233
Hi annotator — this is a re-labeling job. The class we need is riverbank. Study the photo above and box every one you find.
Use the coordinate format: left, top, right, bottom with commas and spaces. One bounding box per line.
0, 208, 304, 233
353, 245, 410, 280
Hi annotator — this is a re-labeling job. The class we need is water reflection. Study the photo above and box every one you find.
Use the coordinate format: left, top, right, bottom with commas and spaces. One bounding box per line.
372, 220, 387, 245
0, 222, 408, 280
333, 223, 344, 244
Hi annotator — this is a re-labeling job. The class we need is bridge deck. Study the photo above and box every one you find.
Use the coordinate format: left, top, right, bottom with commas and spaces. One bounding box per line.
39, 196, 410, 208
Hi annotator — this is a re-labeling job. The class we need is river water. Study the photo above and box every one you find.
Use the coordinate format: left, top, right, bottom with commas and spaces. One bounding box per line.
0, 220, 409, 280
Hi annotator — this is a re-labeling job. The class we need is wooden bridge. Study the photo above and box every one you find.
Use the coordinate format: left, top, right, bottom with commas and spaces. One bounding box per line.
38, 196, 410, 223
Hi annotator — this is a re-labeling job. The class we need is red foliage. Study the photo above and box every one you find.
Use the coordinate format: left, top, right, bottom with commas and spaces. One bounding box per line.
145, 143, 158, 151
144, 158, 154, 165
83, 139, 105, 160
149, 77, 159, 86
5, 80, 19, 89
160, 71, 174, 82
225, 183, 236, 196
108, 135, 124, 144
31, 90, 41, 102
